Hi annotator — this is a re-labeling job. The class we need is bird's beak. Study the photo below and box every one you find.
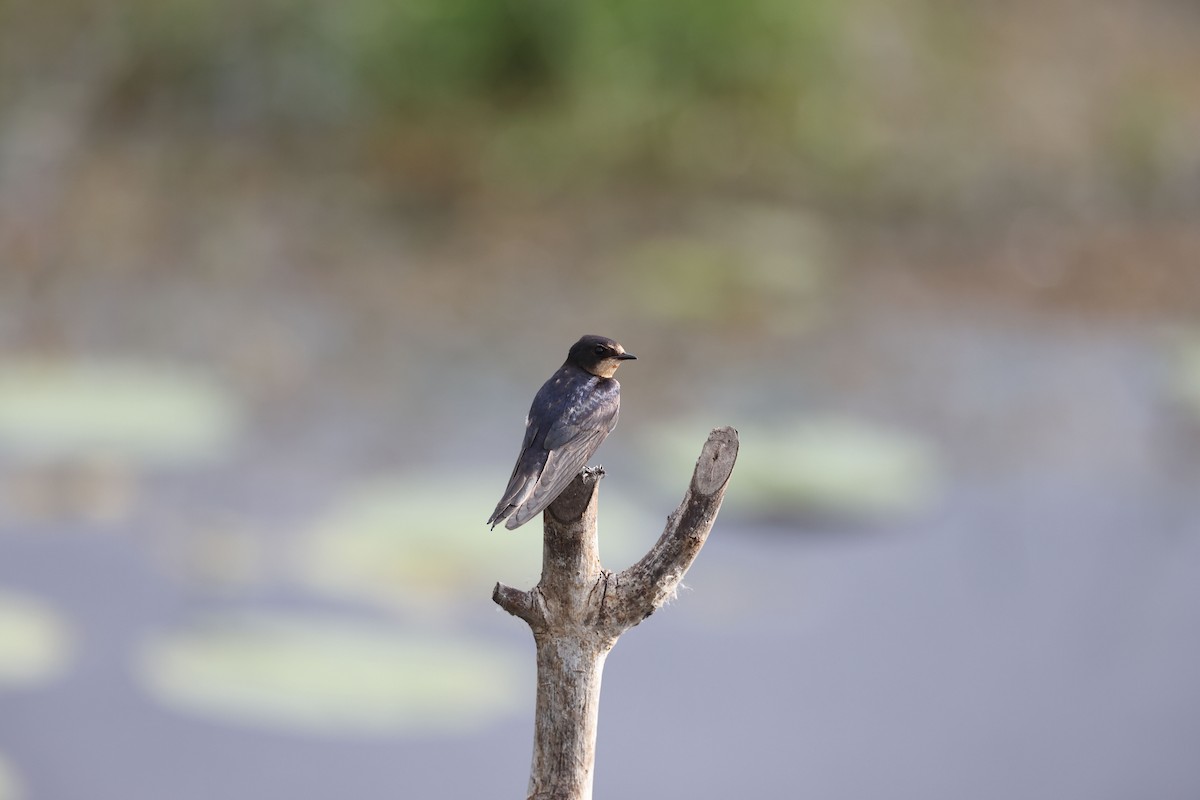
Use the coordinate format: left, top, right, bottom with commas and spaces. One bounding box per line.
616, 352, 637, 360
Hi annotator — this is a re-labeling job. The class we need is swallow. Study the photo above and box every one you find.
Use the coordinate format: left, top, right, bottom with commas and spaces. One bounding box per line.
488, 335, 637, 530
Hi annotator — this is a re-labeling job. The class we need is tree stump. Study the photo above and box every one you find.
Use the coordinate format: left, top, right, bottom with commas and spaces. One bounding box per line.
494, 426, 739, 800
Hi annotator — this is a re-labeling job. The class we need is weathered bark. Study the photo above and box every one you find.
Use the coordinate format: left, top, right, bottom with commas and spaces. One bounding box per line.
494, 426, 739, 800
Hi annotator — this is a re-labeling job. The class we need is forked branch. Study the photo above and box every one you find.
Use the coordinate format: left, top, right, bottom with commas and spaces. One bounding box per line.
493, 427, 739, 800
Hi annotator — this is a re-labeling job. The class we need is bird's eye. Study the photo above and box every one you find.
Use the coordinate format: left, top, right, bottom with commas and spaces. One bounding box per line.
594, 345, 607, 356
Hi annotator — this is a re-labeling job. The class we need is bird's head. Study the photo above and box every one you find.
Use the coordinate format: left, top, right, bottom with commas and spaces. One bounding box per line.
568, 335, 637, 378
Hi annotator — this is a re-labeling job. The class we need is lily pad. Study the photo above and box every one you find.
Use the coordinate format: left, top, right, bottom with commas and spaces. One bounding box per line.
137, 612, 525, 735
651, 416, 941, 520
0, 590, 72, 686
0, 358, 239, 465
1169, 332, 1200, 420
0, 753, 23, 800
298, 473, 649, 612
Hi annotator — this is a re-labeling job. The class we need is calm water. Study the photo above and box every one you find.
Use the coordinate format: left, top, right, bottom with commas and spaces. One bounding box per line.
1, 249, 1198, 800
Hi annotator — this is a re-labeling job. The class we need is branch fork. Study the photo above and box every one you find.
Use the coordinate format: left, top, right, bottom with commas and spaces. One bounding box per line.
493, 426, 739, 800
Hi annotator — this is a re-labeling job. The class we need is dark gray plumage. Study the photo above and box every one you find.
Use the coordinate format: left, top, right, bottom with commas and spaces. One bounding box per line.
488, 335, 636, 530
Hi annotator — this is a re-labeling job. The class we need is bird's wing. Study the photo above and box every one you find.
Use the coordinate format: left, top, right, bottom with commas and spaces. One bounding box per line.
506, 385, 620, 529
505, 424, 609, 529
541, 381, 618, 451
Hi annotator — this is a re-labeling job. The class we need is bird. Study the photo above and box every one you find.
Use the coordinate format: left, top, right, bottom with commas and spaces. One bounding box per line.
488, 334, 637, 530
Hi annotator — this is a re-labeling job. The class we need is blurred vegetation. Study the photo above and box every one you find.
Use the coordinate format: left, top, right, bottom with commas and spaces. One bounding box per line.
652, 416, 941, 522
612, 203, 832, 333
0, 591, 72, 687
137, 612, 525, 734
3, 0, 1198, 211
1169, 330, 1200, 423
0, 753, 22, 800
0, 358, 239, 466
299, 473, 650, 613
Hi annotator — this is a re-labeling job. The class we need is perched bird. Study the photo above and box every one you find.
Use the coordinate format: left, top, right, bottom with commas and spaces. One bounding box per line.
488, 335, 637, 530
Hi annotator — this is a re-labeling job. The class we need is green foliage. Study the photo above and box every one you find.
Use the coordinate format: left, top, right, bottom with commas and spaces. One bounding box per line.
73, 0, 848, 181
1104, 81, 1180, 203
12, 0, 1195, 205
570, 0, 835, 99
338, 0, 577, 111
326, 0, 847, 184
92, 0, 841, 117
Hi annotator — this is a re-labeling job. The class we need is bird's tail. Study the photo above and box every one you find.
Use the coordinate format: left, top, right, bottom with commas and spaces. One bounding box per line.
487, 471, 537, 530
486, 504, 513, 530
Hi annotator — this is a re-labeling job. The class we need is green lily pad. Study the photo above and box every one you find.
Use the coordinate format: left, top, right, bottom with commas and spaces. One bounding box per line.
0, 358, 240, 465
0, 590, 72, 686
652, 416, 941, 520
137, 613, 525, 735
1169, 332, 1200, 420
0, 753, 23, 800
298, 473, 649, 612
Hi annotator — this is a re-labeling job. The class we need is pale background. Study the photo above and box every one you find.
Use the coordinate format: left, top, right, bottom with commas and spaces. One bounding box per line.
2, 1, 1199, 798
